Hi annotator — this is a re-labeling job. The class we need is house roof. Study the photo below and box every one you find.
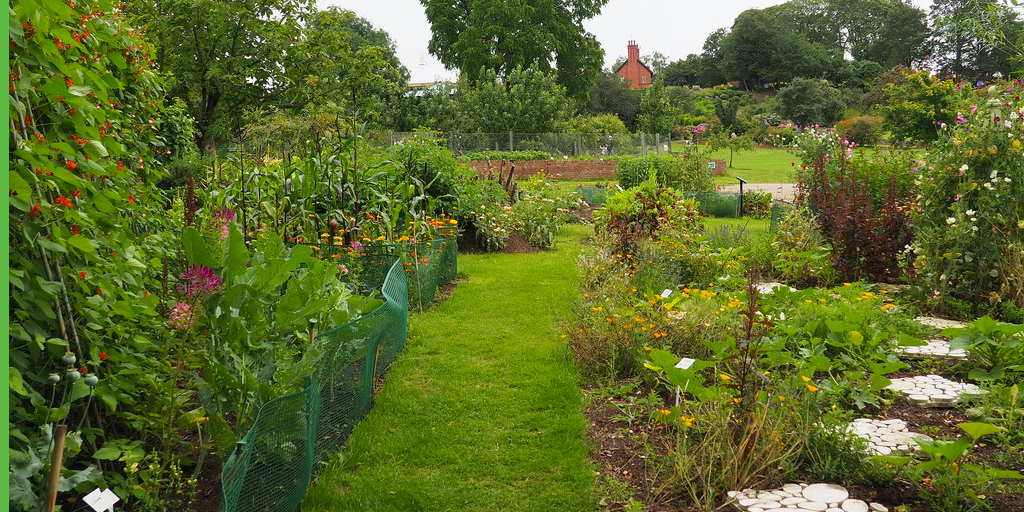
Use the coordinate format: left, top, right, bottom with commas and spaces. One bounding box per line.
615, 59, 654, 76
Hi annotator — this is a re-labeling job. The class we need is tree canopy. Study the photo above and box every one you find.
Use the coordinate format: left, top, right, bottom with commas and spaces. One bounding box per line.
127, 1, 407, 152
774, 78, 846, 128
420, 0, 609, 101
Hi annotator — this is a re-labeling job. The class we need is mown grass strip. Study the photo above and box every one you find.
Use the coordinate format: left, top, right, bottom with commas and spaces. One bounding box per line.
303, 224, 596, 512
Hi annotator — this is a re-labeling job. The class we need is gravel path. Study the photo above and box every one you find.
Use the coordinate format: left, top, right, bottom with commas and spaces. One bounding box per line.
719, 182, 798, 201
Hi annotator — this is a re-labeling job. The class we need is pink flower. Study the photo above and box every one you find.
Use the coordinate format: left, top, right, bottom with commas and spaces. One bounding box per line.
168, 302, 197, 331
177, 266, 221, 300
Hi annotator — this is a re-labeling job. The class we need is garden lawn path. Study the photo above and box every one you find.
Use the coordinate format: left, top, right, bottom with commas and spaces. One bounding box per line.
302, 224, 596, 512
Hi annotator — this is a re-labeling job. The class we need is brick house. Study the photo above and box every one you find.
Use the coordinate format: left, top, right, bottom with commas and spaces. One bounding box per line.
616, 41, 654, 89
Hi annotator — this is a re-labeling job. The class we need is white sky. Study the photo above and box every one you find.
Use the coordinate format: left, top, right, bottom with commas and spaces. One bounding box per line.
315, 0, 937, 83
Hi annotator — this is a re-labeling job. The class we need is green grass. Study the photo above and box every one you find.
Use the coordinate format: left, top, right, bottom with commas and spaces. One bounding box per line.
703, 216, 771, 236
302, 224, 596, 512
701, 146, 799, 186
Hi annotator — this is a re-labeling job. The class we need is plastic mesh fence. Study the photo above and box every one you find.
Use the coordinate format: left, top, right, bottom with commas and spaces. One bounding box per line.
682, 191, 741, 218
770, 200, 796, 232
576, 185, 610, 205
220, 257, 415, 512
306, 226, 458, 311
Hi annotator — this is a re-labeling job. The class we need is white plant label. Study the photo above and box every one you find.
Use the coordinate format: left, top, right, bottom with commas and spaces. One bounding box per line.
675, 357, 695, 370
661, 289, 672, 298
84, 488, 120, 512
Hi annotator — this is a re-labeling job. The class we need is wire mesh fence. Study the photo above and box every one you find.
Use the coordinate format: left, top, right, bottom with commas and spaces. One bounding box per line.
380, 131, 675, 157
221, 230, 458, 512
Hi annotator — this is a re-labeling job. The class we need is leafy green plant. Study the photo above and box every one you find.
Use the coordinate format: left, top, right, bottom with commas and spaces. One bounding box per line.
944, 316, 1024, 382
877, 423, 1024, 512
911, 80, 1024, 316
642, 280, 821, 511
457, 150, 551, 161
179, 224, 381, 456
614, 152, 714, 191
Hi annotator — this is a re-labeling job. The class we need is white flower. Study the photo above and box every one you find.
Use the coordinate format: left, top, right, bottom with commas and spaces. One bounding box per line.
990, 170, 999, 179
965, 209, 976, 216
960, 164, 970, 172
971, 217, 978, 222
1005, 178, 1012, 183
946, 217, 957, 225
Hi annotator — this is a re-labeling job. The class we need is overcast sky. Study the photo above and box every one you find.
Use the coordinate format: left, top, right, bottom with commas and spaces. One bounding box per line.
315, 0, 937, 83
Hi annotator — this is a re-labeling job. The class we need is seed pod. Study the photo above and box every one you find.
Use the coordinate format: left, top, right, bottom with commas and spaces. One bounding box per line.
62, 352, 77, 365
47, 373, 61, 384
84, 373, 99, 387
66, 369, 81, 382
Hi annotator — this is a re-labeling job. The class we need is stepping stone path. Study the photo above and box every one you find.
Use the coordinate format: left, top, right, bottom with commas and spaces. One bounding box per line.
846, 418, 932, 455
914, 316, 967, 330
755, 282, 796, 295
885, 375, 986, 407
727, 483, 888, 512
895, 339, 968, 361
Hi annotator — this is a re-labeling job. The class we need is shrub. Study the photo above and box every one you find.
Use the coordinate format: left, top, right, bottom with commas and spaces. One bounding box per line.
615, 153, 714, 191
764, 125, 798, 147
513, 174, 581, 249
771, 205, 837, 287
794, 129, 913, 282
835, 116, 883, 146
742, 190, 772, 219
911, 80, 1024, 317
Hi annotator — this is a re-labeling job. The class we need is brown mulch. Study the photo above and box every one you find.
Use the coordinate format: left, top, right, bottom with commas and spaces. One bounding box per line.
586, 390, 690, 512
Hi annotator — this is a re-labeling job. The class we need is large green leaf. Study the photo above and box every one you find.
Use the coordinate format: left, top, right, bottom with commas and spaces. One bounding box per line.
67, 234, 96, 253
83, 139, 108, 158
181, 227, 217, 268
958, 422, 1002, 440
222, 224, 250, 280
9, 367, 30, 396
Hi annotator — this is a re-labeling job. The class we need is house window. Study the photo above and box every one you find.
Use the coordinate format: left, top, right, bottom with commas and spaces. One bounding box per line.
641, 74, 647, 84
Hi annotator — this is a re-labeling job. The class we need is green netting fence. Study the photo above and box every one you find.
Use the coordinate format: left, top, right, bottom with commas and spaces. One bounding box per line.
575, 185, 611, 205
770, 200, 796, 232
305, 226, 458, 311
220, 231, 457, 512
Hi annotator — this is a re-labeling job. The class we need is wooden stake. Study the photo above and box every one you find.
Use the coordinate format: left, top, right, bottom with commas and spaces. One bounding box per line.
44, 424, 69, 512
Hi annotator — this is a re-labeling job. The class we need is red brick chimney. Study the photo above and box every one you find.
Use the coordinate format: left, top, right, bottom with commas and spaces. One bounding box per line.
627, 41, 639, 64
617, 41, 654, 89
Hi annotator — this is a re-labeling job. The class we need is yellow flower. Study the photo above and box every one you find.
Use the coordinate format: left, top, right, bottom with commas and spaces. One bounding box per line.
643, 346, 652, 352
800, 375, 811, 382
660, 409, 671, 416
719, 374, 730, 381
777, 395, 786, 402
682, 416, 695, 426
806, 384, 819, 392
732, 398, 741, 404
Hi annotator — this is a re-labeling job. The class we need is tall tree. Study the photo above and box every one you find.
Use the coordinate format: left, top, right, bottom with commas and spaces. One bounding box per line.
847, 0, 930, 69
420, 0, 609, 101
929, 0, 1024, 76
455, 67, 572, 134
303, 8, 408, 127
584, 71, 642, 130
719, 9, 841, 90
126, 0, 315, 153
774, 78, 846, 128
638, 77, 678, 137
